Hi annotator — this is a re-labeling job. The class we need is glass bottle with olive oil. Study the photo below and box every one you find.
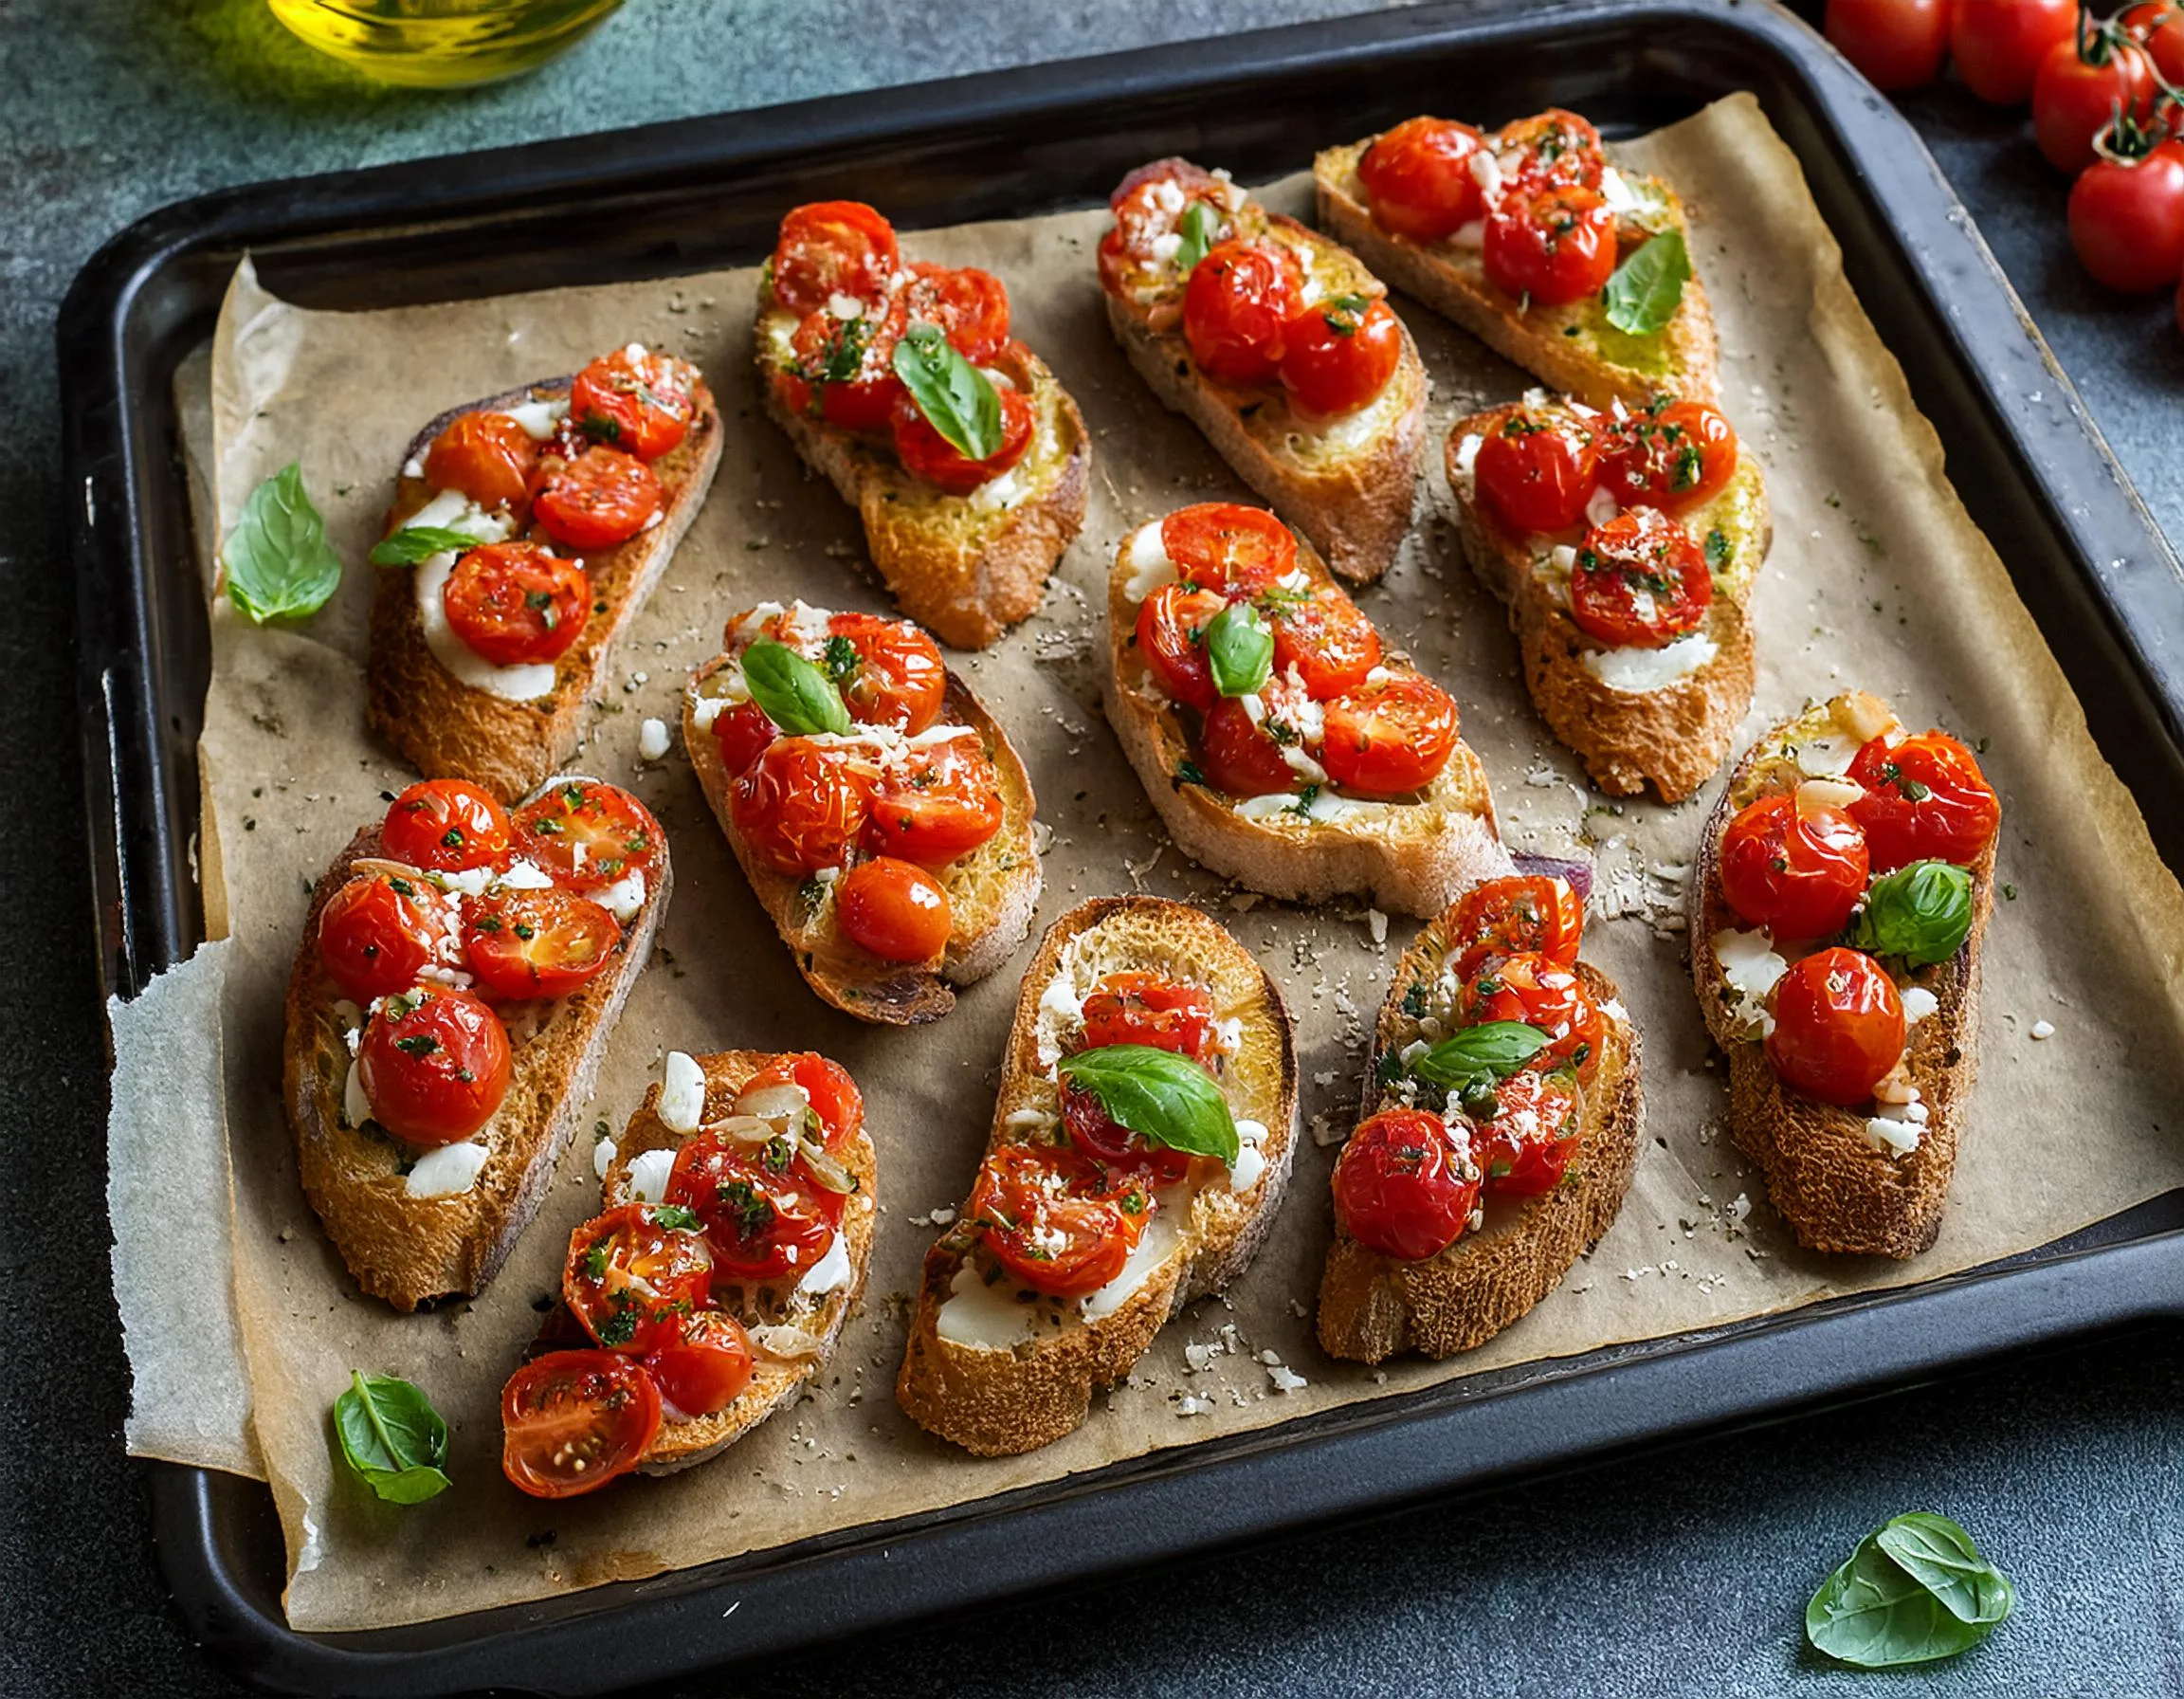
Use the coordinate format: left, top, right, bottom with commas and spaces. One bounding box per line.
266, 0, 625, 87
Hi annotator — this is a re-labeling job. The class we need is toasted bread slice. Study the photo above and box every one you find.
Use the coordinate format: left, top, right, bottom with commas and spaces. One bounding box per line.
1446, 398, 1772, 801
366, 371, 724, 803
895, 897, 1299, 1455
1315, 134, 1720, 411
1689, 693, 1998, 1259
1102, 517, 1510, 914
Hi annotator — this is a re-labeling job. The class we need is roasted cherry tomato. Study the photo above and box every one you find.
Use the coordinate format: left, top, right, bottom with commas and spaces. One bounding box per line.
904, 262, 1011, 364
971, 1143, 1149, 1298
1279, 295, 1403, 417
1470, 1069, 1583, 1196
2068, 140, 2184, 294
1447, 874, 1586, 978
1766, 947, 1906, 1106
1099, 160, 1230, 294
1456, 951, 1605, 1082
442, 541, 590, 667
463, 886, 621, 999
1135, 583, 1227, 713
532, 447, 662, 549
1568, 508, 1714, 649
1198, 674, 1314, 796
563, 1203, 714, 1355
381, 779, 512, 874
500, 1349, 662, 1499
1080, 972, 1219, 1060
712, 699, 778, 776
1332, 1108, 1481, 1262
1825, 0, 1951, 91
641, 1309, 755, 1417
1320, 675, 1459, 795
1599, 399, 1738, 513
2033, 28, 2157, 174
665, 1137, 846, 1284
836, 856, 953, 962
318, 871, 441, 1002
1473, 409, 1600, 534
1265, 580, 1382, 700
1182, 239, 1303, 386
864, 734, 1005, 864
422, 411, 538, 515
1496, 108, 1607, 195
1951, 0, 2077, 104
569, 346, 696, 460
779, 301, 908, 435
1483, 185, 1618, 305
737, 1052, 863, 1151
1159, 502, 1298, 595
1718, 793, 1870, 940
511, 781, 663, 893
771, 200, 901, 317
815, 611, 947, 733
356, 986, 512, 1145
1060, 1082, 1192, 1190
1357, 116, 1487, 240
731, 742, 871, 876
1846, 732, 2001, 871
889, 380, 1034, 495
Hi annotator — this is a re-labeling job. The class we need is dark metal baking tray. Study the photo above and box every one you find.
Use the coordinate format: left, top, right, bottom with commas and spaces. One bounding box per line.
60, 0, 2184, 1691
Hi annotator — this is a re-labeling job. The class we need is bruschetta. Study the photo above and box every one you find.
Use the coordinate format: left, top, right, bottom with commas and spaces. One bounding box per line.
1690, 692, 2003, 1258
755, 201, 1090, 649
366, 345, 723, 802
1098, 159, 1429, 585
1319, 873, 1644, 1362
282, 776, 668, 1311
1103, 502, 1508, 914
499, 1049, 877, 1497
896, 896, 1298, 1455
683, 597, 1040, 1025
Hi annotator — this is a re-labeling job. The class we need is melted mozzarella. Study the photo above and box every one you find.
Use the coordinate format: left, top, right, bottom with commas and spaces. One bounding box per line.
935, 1262, 1040, 1349
1121, 523, 1179, 603
1080, 1201, 1186, 1320
410, 489, 555, 702
405, 1140, 489, 1198
1580, 633, 1718, 694
796, 1230, 854, 1296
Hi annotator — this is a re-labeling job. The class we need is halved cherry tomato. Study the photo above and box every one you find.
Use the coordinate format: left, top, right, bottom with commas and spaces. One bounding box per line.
2068, 140, 2184, 293
442, 541, 590, 667
1599, 400, 1738, 513
511, 782, 662, 893
1182, 239, 1303, 386
1357, 117, 1486, 241
1198, 676, 1312, 797
864, 734, 1005, 864
1473, 409, 1600, 534
971, 1143, 1149, 1298
500, 1349, 661, 1499
889, 381, 1034, 495
641, 1309, 754, 1417
1136, 583, 1227, 712
423, 411, 537, 514
464, 886, 621, 998
1099, 159, 1228, 295
712, 699, 778, 775
1952, 0, 2077, 104
1456, 951, 1605, 1082
1264, 580, 1381, 700
1766, 947, 1906, 1106
381, 779, 512, 874
1159, 502, 1298, 595
1824, 0, 1951, 92
356, 986, 511, 1145
318, 872, 441, 1002
778, 300, 907, 434
836, 856, 953, 962
532, 447, 662, 549
1320, 675, 1459, 795
731, 742, 871, 875
822, 611, 946, 733
2033, 27, 2157, 174
1447, 874, 1585, 979
665, 1136, 846, 1284
1279, 295, 1403, 417
737, 1053, 863, 1150
1470, 1069, 1583, 1196
569, 346, 696, 460
772, 200, 901, 317
1080, 972, 1218, 1060
1332, 1108, 1480, 1262
1719, 793, 1870, 939
1061, 1082, 1193, 1189
904, 262, 1011, 364
1846, 732, 2001, 871
1568, 508, 1713, 649
1496, 109, 1607, 195
1484, 185, 1618, 305
563, 1203, 714, 1355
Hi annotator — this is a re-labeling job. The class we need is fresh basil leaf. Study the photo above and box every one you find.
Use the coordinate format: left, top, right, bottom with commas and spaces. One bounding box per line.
369, 525, 484, 567
1601, 229, 1691, 337
740, 639, 851, 738
1174, 200, 1219, 273
891, 321, 1002, 461
1876, 1513, 2016, 1626
1807, 1518, 2011, 1667
332, 1371, 450, 1506
1206, 603, 1273, 698
1851, 861, 1974, 968
1410, 1021, 1549, 1089
1056, 1043, 1240, 1164
223, 463, 344, 623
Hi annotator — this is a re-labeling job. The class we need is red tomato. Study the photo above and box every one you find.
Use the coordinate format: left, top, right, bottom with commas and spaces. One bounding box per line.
823, 611, 946, 733
532, 447, 662, 549
1279, 295, 1404, 417
864, 734, 1005, 864
1182, 239, 1303, 386
441, 541, 589, 667
1198, 674, 1315, 796
381, 779, 511, 873
1495, 109, 1607, 195
1099, 159, 1229, 295
1846, 732, 2001, 871
463, 886, 621, 999
737, 1052, 864, 1150
712, 699, 778, 775
1320, 675, 1459, 795
889, 381, 1034, 496
500, 1350, 661, 1499
1470, 1069, 1582, 1196
1951, 0, 2078, 103
1485, 185, 1618, 304
1568, 508, 1714, 649
1447, 874, 1586, 979
665, 1136, 846, 1284
731, 742, 871, 875
1265, 581, 1381, 700
1135, 583, 1227, 712
904, 262, 1011, 364
1159, 502, 1298, 594
1599, 400, 1738, 512
772, 200, 900, 317
2033, 31, 2157, 173
356, 987, 511, 1144
317, 872, 440, 1002
563, 1203, 714, 1355
1357, 117, 1487, 240
836, 857, 953, 962
2121, 1, 2184, 83
2068, 142, 2184, 292
1473, 409, 1600, 534
511, 782, 662, 893
1719, 794, 1871, 939
641, 1310, 754, 1417
1332, 1108, 1480, 1262
779, 301, 907, 435
1824, 0, 1951, 91
1061, 1082, 1192, 1189
569, 346, 696, 460
1456, 952, 1605, 1082
1080, 971, 1218, 1060
1766, 947, 1907, 1105
422, 411, 537, 514
970, 1144, 1148, 1298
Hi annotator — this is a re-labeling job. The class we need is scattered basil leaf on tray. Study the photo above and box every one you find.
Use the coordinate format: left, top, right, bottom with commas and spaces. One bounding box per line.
370, 525, 484, 567
1410, 1021, 1549, 1089
1851, 861, 1974, 968
892, 322, 1002, 461
1806, 1512, 2013, 1668
223, 462, 344, 623
332, 1371, 451, 1506
1206, 603, 1273, 698
1056, 1043, 1240, 1163
1175, 199, 1219, 274
1601, 229, 1690, 337
740, 639, 852, 737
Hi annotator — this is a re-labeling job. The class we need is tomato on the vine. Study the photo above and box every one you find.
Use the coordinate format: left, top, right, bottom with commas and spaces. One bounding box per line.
1952, 0, 2078, 104
2032, 27, 2157, 174
1358, 116, 1487, 241
1332, 1108, 1480, 1262
2121, 1, 2184, 83
1718, 793, 1870, 939
2068, 136, 2184, 293
1824, 0, 1951, 91
1766, 947, 1907, 1106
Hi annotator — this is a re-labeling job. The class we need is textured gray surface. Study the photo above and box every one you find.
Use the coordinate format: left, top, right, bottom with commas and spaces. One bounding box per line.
3, 1, 2180, 1693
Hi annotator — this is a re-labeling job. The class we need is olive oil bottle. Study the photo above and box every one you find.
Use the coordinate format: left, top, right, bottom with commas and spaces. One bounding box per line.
266, 0, 625, 86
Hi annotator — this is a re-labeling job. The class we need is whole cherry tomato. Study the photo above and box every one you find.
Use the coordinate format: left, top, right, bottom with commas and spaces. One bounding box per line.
1199, 675, 1315, 796
569, 346, 696, 460
1182, 240, 1303, 386
2032, 27, 2157, 173
1598, 399, 1738, 512
780, 301, 907, 435
864, 734, 1005, 864
971, 1144, 1149, 1297
889, 381, 1034, 495
1332, 1108, 1480, 1262
731, 742, 871, 875
712, 699, 778, 776
2069, 138, 2184, 292
356, 986, 512, 1144
1473, 409, 1600, 534
641, 1310, 754, 1417
1824, 0, 1951, 92
1447, 874, 1585, 979
772, 200, 901, 317
1483, 185, 1618, 305
442, 541, 589, 667
532, 447, 662, 549
317, 871, 441, 1002
1357, 116, 1487, 240
500, 1350, 661, 1499
1568, 507, 1714, 649
563, 1203, 714, 1356
904, 262, 1011, 364
1319, 675, 1460, 795
2121, 0, 2184, 83
1159, 502, 1298, 594
736, 1053, 863, 1150
1766, 947, 1907, 1105
511, 781, 662, 893
1470, 1069, 1583, 1196
1718, 793, 1871, 939
823, 611, 947, 733
1265, 581, 1381, 700
665, 1136, 846, 1284
464, 886, 622, 999
835, 856, 953, 962
1279, 294, 1403, 417
1135, 583, 1227, 712
1951, 0, 2078, 104
1846, 732, 2001, 870
1456, 951, 1605, 1081
423, 411, 538, 514
381, 779, 511, 873
1496, 109, 1607, 195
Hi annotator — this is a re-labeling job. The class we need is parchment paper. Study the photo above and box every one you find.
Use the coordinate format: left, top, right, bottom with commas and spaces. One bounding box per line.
131, 94, 2184, 1631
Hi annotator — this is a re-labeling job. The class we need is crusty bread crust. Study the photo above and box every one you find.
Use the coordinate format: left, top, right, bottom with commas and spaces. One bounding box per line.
895, 897, 1299, 1455
282, 819, 669, 1312
366, 375, 724, 803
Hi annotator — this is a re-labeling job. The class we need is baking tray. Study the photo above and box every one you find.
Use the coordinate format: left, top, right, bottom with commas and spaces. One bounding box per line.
59, 0, 2184, 1691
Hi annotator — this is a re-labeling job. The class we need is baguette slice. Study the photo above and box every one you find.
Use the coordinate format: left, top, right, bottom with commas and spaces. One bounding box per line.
367, 370, 724, 803
896, 897, 1299, 1455
1446, 398, 1772, 801
1315, 132, 1720, 412
1102, 517, 1510, 914
1318, 920, 1643, 1362
282, 801, 669, 1312
1689, 693, 1997, 1258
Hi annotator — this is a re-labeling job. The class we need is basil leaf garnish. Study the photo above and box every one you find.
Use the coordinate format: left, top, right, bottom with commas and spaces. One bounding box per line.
740, 638, 851, 737
1601, 229, 1690, 336
331, 1371, 451, 1506
370, 525, 485, 567
1205, 603, 1273, 698
891, 321, 1002, 461
1410, 1021, 1549, 1090
1807, 1514, 2013, 1668
1057, 1043, 1240, 1164
1850, 860, 1974, 968
223, 462, 343, 624
1876, 1513, 2017, 1627
1174, 200, 1219, 273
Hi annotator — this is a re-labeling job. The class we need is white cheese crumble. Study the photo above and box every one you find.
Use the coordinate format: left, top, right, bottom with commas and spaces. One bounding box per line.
1903, 986, 1939, 1024
598, 869, 646, 925
1120, 522, 1179, 603
499, 397, 569, 440
1581, 633, 1718, 694
637, 717, 670, 761
2030, 1019, 2055, 1040
404, 1139, 489, 1199
796, 1230, 854, 1296
1714, 927, 1788, 1036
